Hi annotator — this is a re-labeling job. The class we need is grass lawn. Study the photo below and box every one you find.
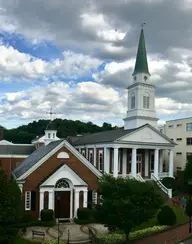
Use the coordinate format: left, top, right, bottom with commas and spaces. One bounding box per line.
132, 205, 189, 232
12, 234, 42, 244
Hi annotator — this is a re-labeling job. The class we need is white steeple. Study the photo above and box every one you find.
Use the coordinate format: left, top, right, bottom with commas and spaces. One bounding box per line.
123, 27, 158, 130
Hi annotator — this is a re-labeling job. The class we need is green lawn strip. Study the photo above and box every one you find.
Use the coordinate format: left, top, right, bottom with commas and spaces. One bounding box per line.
12, 234, 42, 244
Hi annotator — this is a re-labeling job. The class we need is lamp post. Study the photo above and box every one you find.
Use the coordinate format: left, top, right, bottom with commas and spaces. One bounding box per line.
187, 179, 192, 233
56, 192, 60, 244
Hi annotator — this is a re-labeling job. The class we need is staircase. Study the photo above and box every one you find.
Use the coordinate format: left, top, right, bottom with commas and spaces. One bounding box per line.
136, 173, 145, 182
151, 173, 172, 198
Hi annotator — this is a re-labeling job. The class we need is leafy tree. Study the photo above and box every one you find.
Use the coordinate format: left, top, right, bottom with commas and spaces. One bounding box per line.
0, 165, 22, 243
98, 174, 166, 243
183, 158, 192, 194
186, 198, 192, 218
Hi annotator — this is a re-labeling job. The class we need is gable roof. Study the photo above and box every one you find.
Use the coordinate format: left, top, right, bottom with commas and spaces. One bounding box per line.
71, 124, 176, 146
13, 139, 102, 180
0, 144, 35, 155
71, 128, 137, 146
13, 140, 62, 178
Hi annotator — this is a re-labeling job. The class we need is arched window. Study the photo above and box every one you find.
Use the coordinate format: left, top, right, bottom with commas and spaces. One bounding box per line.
143, 93, 150, 109
131, 92, 135, 109
55, 179, 70, 188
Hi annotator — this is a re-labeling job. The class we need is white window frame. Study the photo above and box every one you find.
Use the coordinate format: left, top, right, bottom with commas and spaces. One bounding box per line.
92, 190, 97, 204
143, 95, 150, 109
131, 93, 135, 109
187, 123, 192, 131
99, 150, 103, 172
81, 149, 86, 157
89, 150, 93, 164
25, 191, 31, 211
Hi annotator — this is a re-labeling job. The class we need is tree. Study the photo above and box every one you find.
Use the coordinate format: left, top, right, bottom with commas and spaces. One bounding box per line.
98, 174, 166, 243
0, 166, 22, 243
157, 205, 176, 226
183, 158, 192, 194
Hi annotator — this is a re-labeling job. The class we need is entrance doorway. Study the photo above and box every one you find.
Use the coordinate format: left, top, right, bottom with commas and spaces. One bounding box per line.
54, 191, 70, 218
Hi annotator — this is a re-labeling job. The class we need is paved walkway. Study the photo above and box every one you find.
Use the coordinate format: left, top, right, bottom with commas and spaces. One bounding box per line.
21, 223, 109, 243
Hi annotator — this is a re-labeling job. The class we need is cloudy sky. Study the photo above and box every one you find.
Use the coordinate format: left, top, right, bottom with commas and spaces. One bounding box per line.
0, 0, 192, 129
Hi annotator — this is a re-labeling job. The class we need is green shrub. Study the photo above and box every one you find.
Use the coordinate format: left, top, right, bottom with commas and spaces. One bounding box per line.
162, 177, 175, 189
21, 213, 36, 223
77, 208, 93, 220
40, 209, 54, 221
15, 219, 56, 228
43, 240, 66, 244
96, 225, 168, 244
157, 205, 176, 226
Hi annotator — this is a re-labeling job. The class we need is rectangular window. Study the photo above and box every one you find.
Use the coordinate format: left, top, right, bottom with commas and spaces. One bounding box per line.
186, 123, 192, 131
81, 149, 86, 157
25, 191, 31, 211
48, 133, 51, 138
89, 150, 93, 164
99, 150, 103, 172
131, 96, 135, 109
168, 125, 174, 128
92, 190, 97, 205
177, 124, 182, 127
187, 153, 192, 161
143, 96, 149, 109
176, 138, 182, 141
176, 152, 182, 155
31, 191, 36, 211
186, 137, 192, 145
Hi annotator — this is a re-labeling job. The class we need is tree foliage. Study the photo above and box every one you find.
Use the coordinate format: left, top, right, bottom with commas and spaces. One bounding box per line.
0, 167, 22, 243
183, 158, 192, 194
2, 119, 118, 144
186, 198, 192, 217
98, 174, 166, 243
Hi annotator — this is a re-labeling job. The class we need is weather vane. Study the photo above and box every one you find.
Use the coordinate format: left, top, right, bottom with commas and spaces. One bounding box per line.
46, 107, 56, 120
141, 22, 146, 29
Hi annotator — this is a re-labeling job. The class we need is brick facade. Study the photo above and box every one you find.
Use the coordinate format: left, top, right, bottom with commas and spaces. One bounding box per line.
0, 157, 24, 179
22, 145, 99, 219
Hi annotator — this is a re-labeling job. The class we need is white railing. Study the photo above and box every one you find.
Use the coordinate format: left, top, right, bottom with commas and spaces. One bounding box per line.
151, 173, 172, 198
118, 174, 134, 179
136, 173, 145, 182
158, 172, 169, 179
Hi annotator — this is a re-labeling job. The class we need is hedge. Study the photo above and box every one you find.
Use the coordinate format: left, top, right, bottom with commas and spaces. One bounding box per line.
96, 225, 168, 244
157, 205, 176, 226
40, 209, 54, 221
16, 219, 56, 228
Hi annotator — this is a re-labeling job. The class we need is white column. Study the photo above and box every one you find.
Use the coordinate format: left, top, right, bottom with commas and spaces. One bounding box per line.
93, 146, 96, 167
169, 149, 174, 177
154, 149, 159, 178
83, 190, 88, 208
131, 148, 137, 177
74, 189, 80, 218
122, 149, 127, 176
159, 150, 163, 173
113, 147, 119, 178
104, 147, 110, 173
39, 191, 44, 218
144, 149, 149, 177
48, 190, 54, 210
86, 147, 88, 159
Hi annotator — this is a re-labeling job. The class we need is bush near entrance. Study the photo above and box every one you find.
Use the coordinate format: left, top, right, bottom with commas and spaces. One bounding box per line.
40, 209, 54, 221
162, 177, 175, 189
157, 205, 176, 226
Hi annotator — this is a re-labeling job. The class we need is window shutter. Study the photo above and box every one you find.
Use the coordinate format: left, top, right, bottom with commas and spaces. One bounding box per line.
92, 190, 97, 204
31, 191, 36, 211
25, 191, 31, 211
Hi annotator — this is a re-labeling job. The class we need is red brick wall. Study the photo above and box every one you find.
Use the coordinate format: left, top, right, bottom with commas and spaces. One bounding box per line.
22, 145, 99, 219
0, 157, 25, 179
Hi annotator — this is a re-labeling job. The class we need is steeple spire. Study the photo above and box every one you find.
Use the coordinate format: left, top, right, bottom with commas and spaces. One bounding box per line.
132, 25, 150, 76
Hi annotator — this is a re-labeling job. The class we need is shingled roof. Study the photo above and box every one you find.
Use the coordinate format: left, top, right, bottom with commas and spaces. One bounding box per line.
0, 144, 35, 155
13, 140, 63, 178
71, 128, 137, 146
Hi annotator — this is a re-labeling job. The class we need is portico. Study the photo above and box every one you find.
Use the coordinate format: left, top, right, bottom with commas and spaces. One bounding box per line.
39, 164, 88, 220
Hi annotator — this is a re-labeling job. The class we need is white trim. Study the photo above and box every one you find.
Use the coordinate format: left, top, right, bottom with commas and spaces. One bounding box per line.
18, 140, 102, 180
25, 191, 31, 211
40, 164, 88, 187
0, 154, 29, 158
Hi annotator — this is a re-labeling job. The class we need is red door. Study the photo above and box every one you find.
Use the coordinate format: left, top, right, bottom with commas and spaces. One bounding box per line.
55, 191, 70, 218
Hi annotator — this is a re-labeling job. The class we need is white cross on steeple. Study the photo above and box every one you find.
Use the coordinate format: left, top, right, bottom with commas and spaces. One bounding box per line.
46, 107, 56, 121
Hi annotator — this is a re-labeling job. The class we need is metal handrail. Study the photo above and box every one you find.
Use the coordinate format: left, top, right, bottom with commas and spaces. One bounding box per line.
151, 173, 172, 198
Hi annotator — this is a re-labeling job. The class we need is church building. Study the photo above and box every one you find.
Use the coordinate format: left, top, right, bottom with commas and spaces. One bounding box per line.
0, 28, 176, 221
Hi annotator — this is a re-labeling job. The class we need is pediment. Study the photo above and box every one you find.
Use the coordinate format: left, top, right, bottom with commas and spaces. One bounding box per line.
40, 164, 87, 187
117, 126, 173, 144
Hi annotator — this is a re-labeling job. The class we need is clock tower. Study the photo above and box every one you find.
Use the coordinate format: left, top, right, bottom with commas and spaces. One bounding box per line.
123, 28, 158, 130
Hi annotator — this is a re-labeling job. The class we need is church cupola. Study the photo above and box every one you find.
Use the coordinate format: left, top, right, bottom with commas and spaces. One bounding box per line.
44, 121, 59, 146
123, 26, 158, 130
132, 28, 150, 84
